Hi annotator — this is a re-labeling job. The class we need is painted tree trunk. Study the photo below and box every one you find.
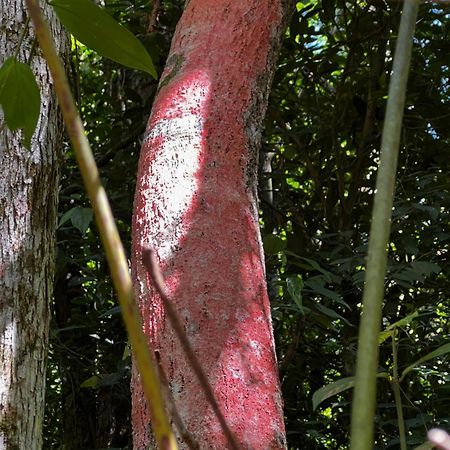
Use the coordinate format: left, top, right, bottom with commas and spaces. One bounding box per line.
132, 1, 293, 448
0, 2, 67, 448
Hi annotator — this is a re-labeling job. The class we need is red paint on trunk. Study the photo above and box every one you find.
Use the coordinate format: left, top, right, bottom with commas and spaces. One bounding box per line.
132, 1, 290, 448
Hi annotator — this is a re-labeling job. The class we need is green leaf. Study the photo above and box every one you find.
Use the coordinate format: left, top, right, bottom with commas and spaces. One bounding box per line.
286, 253, 334, 282
410, 261, 441, 277
394, 261, 441, 284
80, 375, 100, 388
314, 303, 351, 326
379, 310, 419, 344
263, 234, 286, 255
401, 342, 450, 380
99, 305, 121, 318
312, 372, 389, 410
412, 442, 434, 450
58, 207, 93, 235
286, 274, 304, 310
304, 278, 349, 309
313, 376, 355, 411
50, 0, 157, 78
0, 57, 40, 148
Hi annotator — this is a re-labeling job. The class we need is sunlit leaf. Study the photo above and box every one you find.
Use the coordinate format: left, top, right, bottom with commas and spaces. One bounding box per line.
401, 343, 450, 381
379, 310, 419, 343
312, 372, 389, 410
50, 0, 157, 77
58, 206, 93, 235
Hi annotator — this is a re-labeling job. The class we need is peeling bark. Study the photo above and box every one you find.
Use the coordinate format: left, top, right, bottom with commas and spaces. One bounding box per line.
132, 1, 293, 448
0, 2, 67, 448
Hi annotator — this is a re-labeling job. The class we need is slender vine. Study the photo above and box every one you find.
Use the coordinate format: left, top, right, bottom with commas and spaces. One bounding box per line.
24, 1, 178, 449
391, 330, 407, 450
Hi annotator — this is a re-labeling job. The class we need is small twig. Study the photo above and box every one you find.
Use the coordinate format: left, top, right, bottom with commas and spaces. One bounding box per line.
428, 429, 450, 450
142, 248, 243, 450
390, 329, 407, 450
147, 0, 161, 33
13, 16, 31, 60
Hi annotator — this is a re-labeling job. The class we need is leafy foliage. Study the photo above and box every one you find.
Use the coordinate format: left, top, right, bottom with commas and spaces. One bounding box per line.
264, 1, 450, 448
0, 57, 40, 147
51, 0, 157, 77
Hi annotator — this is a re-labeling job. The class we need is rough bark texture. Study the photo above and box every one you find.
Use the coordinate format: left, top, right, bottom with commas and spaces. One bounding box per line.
132, 1, 293, 448
0, 2, 67, 448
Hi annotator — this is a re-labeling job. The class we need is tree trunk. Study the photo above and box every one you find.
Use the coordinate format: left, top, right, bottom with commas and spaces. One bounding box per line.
0, 2, 67, 448
132, 1, 293, 448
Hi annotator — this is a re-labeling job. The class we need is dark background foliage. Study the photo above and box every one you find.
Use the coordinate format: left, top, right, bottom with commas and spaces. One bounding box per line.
43, 1, 450, 448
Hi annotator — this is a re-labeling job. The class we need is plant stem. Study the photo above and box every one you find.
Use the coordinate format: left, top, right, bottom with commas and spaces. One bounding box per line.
349, 1, 419, 449
391, 330, 407, 450
24, 1, 178, 449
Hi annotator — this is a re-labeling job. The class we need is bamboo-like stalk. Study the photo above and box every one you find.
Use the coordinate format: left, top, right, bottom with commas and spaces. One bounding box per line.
24, 1, 178, 448
349, 1, 419, 449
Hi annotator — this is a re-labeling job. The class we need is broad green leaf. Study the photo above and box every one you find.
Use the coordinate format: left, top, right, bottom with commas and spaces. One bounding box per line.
58, 206, 93, 235
401, 342, 450, 381
286, 253, 334, 282
58, 207, 76, 228
314, 303, 351, 326
412, 203, 439, 220
413, 442, 434, 450
80, 375, 100, 388
394, 261, 441, 284
71, 207, 93, 235
263, 234, 286, 255
410, 260, 441, 276
304, 279, 349, 309
0, 57, 40, 148
312, 372, 389, 410
286, 274, 304, 310
379, 310, 419, 343
98, 372, 123, 387
313, 376, 355, 411
378, 329, 395, 345
99, 305, 121, 318
50, 0, 157, 78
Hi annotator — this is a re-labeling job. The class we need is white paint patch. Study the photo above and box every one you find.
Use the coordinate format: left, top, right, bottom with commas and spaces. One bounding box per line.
137, 78, 210, 265
139, 114, 202, 262
0, 318, 17, 398
249, 339, 262, 357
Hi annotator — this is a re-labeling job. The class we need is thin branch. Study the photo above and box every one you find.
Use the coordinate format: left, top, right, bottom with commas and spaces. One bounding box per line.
24, 2, 177, 449
147, 0, 161, 33
390, 330, 407, 450
142, 248, 243, 450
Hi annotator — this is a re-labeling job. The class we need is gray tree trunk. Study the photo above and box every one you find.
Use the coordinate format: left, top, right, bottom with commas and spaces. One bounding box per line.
0, 2, 67, 448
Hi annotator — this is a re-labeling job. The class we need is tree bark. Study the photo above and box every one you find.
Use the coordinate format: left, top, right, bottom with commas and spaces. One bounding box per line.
0, 2, 67, 448
132, 1, 293, 448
